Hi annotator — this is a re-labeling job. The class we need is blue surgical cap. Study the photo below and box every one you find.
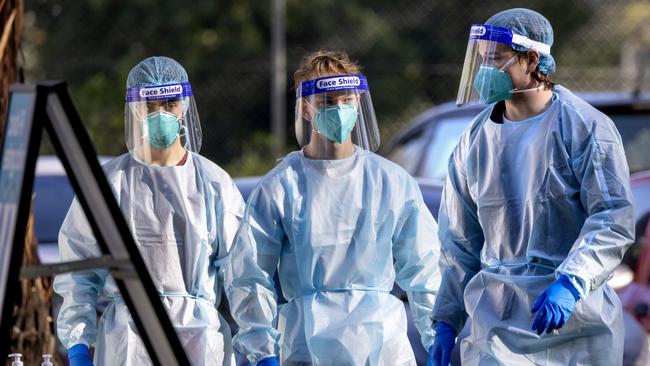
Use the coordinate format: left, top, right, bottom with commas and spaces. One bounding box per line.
126, 56, 189, 88
486, 8, 556, 75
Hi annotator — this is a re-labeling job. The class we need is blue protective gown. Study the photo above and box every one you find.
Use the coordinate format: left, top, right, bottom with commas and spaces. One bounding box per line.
432, 86, 635, 365
54, 152, 245, 365
225, 148, 440, 366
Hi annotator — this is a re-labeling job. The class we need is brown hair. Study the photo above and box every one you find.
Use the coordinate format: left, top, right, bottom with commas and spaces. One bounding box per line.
293, 50, 363, 88
516, 51, 555, 89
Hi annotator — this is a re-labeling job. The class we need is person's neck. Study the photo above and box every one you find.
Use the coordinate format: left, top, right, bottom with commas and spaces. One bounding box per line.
141, 140, 186, 166
504, 84, 553, 121
303, 134, 355, 160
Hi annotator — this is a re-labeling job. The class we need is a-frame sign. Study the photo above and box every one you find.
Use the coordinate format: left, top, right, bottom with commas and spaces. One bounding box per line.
0, 81, 190, 365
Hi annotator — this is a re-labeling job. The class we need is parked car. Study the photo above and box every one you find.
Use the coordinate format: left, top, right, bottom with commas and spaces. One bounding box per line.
384, 92, 650, 268
33, 155, 112, 264
384, 91, 650, 365
384, 91, 650, 214
383, 92, 650, 267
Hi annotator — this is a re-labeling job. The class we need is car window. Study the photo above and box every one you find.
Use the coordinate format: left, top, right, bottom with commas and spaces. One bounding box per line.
632, 184, 650, 222
33, 175, 75, 243
420, 117, 470, 181
609, 114, 650, 173
385, 128, 429, 176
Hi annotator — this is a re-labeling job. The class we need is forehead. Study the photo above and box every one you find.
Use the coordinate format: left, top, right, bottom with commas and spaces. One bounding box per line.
477, 41, 514, 57
310, 90, 357, 99
145, 96, 182, 104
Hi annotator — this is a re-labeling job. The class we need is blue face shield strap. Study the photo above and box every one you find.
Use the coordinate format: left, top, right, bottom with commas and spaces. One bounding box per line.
298, 74, 369, 98
469, 24, 551, 56
126, 81, 194, 102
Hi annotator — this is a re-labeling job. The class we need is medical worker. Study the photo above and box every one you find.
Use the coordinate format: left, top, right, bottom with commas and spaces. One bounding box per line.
225, 50, 441, 366
54, 56, 245, 366
429, 8, 635, 366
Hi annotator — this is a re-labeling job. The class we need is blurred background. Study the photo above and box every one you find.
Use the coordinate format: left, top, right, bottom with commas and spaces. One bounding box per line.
3, 1, 650, 365
22, 0, 650, 176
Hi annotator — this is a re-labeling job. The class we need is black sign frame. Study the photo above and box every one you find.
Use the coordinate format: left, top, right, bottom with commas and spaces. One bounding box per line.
0, 82, 190, 365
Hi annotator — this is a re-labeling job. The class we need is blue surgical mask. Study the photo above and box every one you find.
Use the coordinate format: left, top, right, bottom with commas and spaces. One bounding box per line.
313, 104, 358, 144
473, 56, 517, 104
145, 111, 181, 149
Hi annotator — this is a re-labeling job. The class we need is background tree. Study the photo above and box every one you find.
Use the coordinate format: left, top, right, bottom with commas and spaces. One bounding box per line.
22, 0, 645, 177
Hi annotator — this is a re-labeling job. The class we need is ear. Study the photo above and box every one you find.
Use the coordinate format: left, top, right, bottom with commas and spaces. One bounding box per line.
301, 99, 312, 122
526, 50, 540, 74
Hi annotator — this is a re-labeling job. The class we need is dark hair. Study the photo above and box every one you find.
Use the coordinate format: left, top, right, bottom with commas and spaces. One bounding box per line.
515, 51, 555, 89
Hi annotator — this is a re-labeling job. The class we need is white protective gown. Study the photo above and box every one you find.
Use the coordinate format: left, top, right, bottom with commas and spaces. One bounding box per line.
432, 86, 635, 365
225, 148, 441, 366
54, 152, 244, 365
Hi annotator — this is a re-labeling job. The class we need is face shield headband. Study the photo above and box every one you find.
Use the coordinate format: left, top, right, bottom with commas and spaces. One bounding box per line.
126, 81, 194, 103
298, 74, 369, 98
469, 24, 551, 56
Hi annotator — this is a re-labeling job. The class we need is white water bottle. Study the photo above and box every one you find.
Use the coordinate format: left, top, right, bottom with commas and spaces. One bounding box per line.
8, 353, 23, 366
42, 354, 54, 366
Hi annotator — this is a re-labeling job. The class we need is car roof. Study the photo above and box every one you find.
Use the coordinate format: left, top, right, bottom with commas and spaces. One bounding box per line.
36, 155, 114, 176
576, 91, 650, 108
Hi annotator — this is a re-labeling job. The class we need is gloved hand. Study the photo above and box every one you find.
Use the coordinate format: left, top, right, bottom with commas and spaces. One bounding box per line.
427, 322, 456, 366
531, 275, 581, 335
68, 344, 93, 366
252, 356, 279, 366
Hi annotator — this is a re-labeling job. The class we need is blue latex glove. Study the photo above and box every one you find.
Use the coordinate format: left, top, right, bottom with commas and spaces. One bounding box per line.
68, 344, 93, 366
250, 356, 279, 366
531, 275, 581, 335
427, 322, 456, 366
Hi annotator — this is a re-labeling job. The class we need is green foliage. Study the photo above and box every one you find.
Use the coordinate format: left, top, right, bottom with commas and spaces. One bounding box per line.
224, 132, 286, 177
25, 0, 612, 176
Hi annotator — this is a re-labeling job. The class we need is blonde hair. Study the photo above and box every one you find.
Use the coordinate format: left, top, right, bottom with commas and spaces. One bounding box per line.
293, 50, 363, 88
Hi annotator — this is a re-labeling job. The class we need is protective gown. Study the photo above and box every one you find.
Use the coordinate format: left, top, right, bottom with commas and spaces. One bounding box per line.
225, 148, 440, 366
432, 86, 635, 365
54, 152, 245, 365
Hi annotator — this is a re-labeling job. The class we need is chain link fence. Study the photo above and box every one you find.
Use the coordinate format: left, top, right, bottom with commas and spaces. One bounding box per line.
22, 0, 650, 176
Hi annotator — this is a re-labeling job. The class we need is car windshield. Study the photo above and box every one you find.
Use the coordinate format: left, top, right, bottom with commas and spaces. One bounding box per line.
608, 114, 650, 173
420, 117, 468, 181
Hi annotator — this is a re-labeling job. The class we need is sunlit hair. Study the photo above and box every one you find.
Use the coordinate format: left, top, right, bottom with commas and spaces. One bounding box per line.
293, 50, 363, 88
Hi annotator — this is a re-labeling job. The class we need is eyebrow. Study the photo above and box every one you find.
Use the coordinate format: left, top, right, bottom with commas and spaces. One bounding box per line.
147, 97, 182, 103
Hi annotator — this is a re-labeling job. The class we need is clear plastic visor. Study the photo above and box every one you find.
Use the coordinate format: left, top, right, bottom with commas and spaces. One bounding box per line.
456, 24, 552, 106
456, 38, 519, 106
295, 74, 380, 158
124, 82, 202, 163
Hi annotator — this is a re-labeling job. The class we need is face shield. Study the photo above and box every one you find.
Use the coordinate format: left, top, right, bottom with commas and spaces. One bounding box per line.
295, 74, 380, 154
125, 82, 202, 158
456, 24, 552, 106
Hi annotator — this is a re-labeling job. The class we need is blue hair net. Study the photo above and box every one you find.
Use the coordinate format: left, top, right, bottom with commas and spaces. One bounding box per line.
486, 8, 556, 75
126, 56, 189, 88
